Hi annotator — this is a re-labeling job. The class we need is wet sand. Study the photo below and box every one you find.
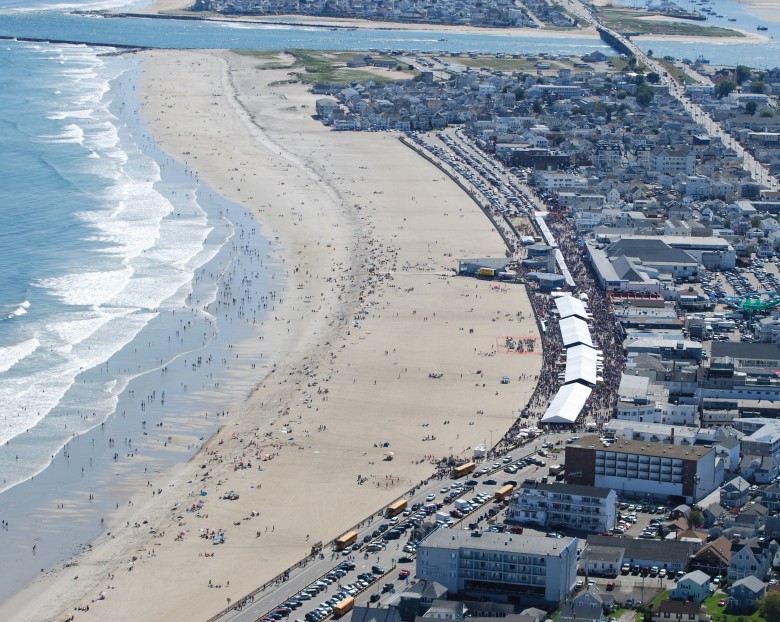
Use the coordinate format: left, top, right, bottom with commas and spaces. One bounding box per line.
0, 49, 541, 622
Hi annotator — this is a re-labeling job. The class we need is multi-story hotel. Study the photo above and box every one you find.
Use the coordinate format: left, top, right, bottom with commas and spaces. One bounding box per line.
565, 435, 718, 503
506, 482, 617, 533
416, 530, 578, 606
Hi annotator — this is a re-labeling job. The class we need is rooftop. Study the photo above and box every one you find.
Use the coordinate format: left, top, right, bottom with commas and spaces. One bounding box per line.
519, 481, 614, 499
421, 528, 578, 556
569, 435, 713, 460
710, 342, 780, 361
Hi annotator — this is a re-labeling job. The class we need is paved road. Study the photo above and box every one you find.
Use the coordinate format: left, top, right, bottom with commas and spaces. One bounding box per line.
214, 434, 574, 622
561, 0, 779, 191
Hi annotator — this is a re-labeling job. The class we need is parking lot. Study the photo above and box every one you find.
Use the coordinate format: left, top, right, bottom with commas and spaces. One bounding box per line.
219, 434, 576, 622
219, 429, 721, 622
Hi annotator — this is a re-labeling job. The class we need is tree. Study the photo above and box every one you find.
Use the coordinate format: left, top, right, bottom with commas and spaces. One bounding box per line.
760, 109, 775, 118
514, 87, 525, 101
532, 100, 542, 114
646, 72, 661, 84
736, 64, 752, 84
745, 101, 758, 116
715, 80, 737, 99
759, 591, 780, 622
751, 215, 762, 229
751, 81, 766, 94
635, 84, 654, 107
687, 508, 704, 528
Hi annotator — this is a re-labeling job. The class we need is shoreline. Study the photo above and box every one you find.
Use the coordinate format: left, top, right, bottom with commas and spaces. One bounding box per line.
0, 48, 542, 621
0, 52, 288, 604
108, 8, 603, 39
133, 0, 762, 43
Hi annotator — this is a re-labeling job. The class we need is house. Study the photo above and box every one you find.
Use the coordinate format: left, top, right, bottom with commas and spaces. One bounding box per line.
689, 536, 731, 577
580, 545, 624, 578
762, 483, 780, 511
728, 537, 775, 583
394, 581, 450, 621
559, 593, 607, 622
651, 601, 709, 622
701, 503, 726, 528
722, 506, 767, 536
351, 606, 404, 622
728, 576, 767, 612
669, 570, 711, 603
720, 476, 751, 509
586, 535, 693, 574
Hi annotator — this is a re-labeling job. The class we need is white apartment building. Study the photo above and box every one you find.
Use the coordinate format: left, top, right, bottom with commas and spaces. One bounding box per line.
651, 146, 695, 175
534, 171, 587, 191
506, 483, 617, 533
416, 530, 578, 606
757, 316, 780, 343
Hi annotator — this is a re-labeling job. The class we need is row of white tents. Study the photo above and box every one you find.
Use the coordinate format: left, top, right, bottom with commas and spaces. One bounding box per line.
541, 295, 602, 425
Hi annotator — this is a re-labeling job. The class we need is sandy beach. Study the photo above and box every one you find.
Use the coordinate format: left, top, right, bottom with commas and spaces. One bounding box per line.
135, 0, 767, 44
0, 49, 541, 621
735, 0, 780, 23
136, 0, 600, 37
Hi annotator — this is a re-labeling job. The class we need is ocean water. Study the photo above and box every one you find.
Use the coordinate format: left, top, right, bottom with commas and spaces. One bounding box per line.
0, 6, 285, 598
0, 0, 775, 604
0, 39, 252, 491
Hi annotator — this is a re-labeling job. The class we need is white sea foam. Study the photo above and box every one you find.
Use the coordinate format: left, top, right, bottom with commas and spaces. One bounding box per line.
85, 120, 121, 153
36, 266, 133, 307
40, 123, 85, 144
45, 307, 132, 347
6, 0, 144, 12
7, 300, 30, 319
47, 109, 94, 120
0, 43, 239, 487
0, 338, 40, 374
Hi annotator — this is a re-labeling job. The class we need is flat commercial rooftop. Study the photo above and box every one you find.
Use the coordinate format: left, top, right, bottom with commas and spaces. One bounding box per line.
569, 435, 713, 460
422, 528, 578, 556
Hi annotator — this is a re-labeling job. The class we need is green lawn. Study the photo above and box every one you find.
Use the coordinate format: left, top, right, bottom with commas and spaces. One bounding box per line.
288, 49, 416, 84
233, 49, 417, 85
454, 57, 537, 72
598, 8, 745, 37
703, 593, 762, 622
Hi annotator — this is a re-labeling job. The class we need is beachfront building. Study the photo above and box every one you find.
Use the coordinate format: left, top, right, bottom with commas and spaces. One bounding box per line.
506, 482, 617, 533
415, 530, 578, 607
585, 238, 699, 296
593, 234, 736, 271
586, 535, 694, 575
565, 435, 719, 503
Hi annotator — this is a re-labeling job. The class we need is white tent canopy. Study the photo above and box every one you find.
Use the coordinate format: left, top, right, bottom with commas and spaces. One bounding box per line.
555, 295, 590, 321
564, 344, 599, 386
559, 316, 593, 348
541, 383, 592, 425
